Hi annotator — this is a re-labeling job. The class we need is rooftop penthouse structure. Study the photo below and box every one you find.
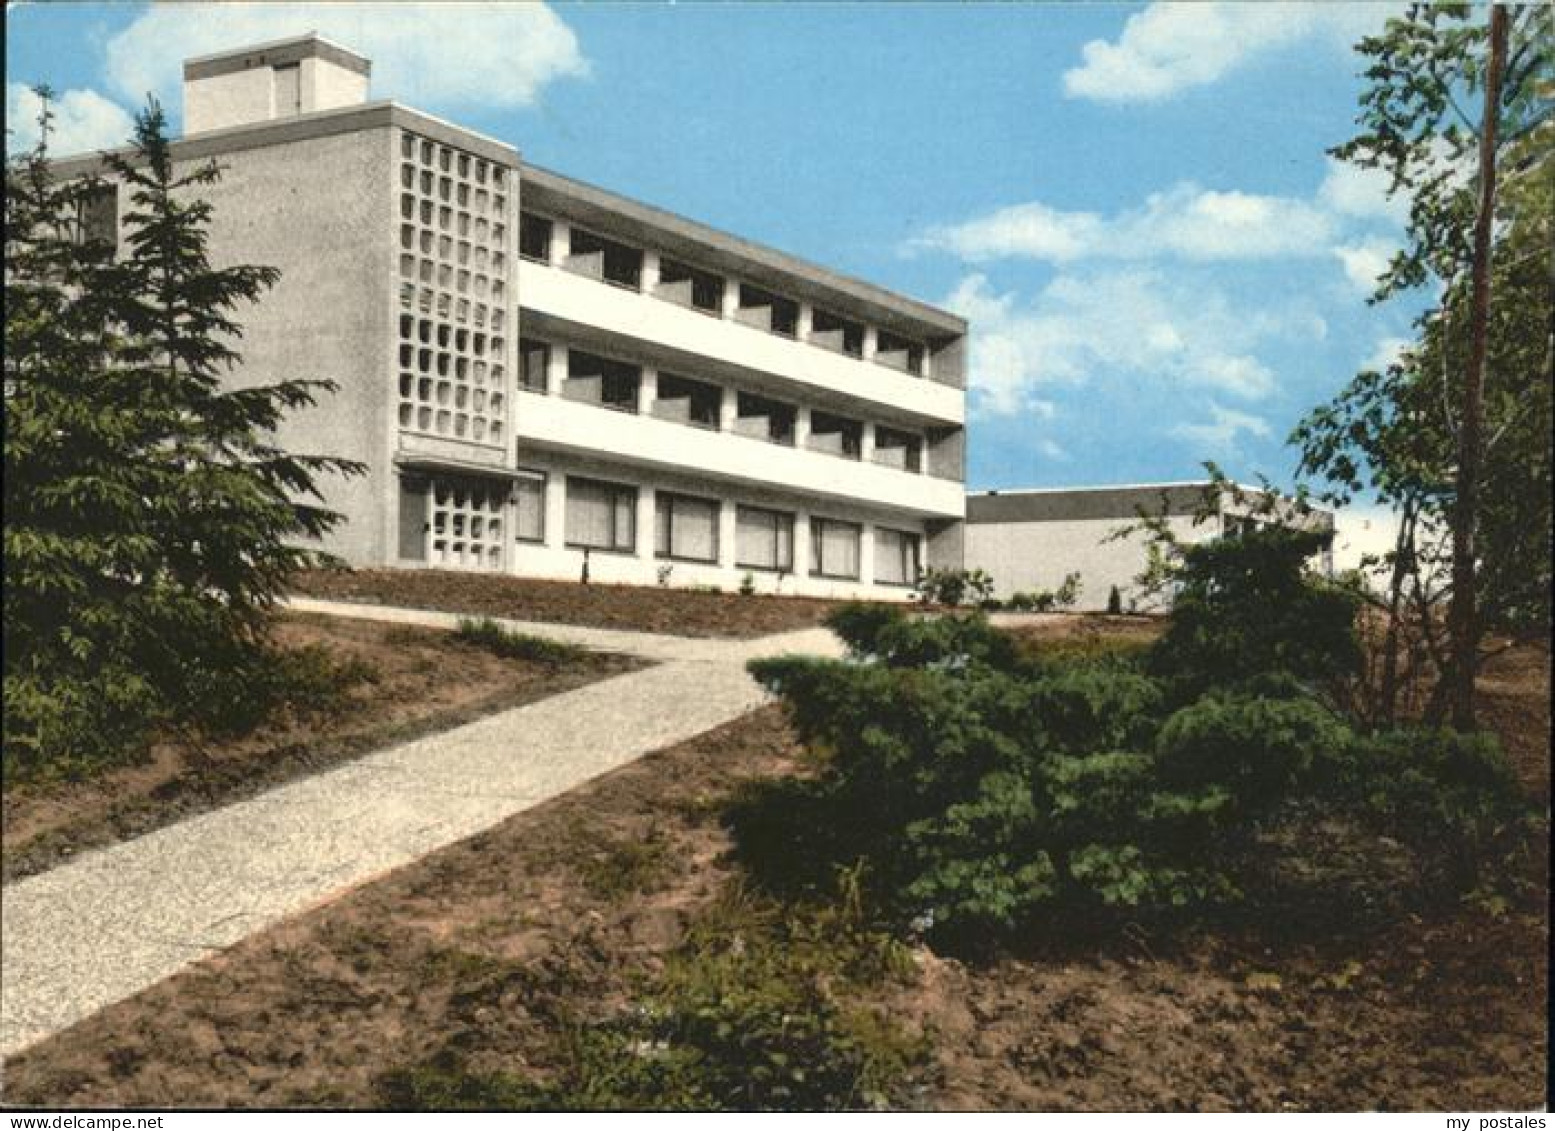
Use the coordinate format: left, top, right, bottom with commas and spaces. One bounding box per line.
55, 34, 968, 598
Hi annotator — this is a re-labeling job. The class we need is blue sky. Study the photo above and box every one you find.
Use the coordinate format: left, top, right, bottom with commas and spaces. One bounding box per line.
6, 2, 1419, 527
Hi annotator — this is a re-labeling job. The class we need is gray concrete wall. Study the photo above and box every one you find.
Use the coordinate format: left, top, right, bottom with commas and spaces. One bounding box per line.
191, 124, 397, 566
965, 513, 1218, 610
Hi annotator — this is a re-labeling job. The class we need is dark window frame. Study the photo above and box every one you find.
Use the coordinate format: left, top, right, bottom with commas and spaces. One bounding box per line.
654, 491, 721, 564
734, 505, 795, 573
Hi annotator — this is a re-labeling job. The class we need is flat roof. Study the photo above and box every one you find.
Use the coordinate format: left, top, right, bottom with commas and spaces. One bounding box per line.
47, 100, 520, 180
184, 33, 371, 80
968, 483, 1218, 523
967, 481, 1331, 526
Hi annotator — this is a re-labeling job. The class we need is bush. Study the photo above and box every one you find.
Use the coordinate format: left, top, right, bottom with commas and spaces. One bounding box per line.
911, 567, 994, 608
2, 641, 377, 782
1155, 693, 1353, 813
454, 617, 586, 667
1327, 727, 1530, 890
1106, 586, 1124, 615
1147, 525, 1361, 704
1026, 664, 1164, 754
821, 604, 1018, 674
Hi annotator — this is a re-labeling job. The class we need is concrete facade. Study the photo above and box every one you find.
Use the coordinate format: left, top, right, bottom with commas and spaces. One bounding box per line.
966, 482, 1335, 610
55, 34, 967, 601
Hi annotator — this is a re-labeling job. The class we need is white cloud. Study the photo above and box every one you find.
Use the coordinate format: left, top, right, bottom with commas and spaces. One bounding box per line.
1333, 237, 1399, 294
1063, 3, 1390, 104
945, 270, 1298, 418
1037, 438, 1071, 462
912, 182, 1335, 264
909, 200, 1103, 263
104, 3, 588, 114
1362, 335, 1411, 374
1317, 157, 1409, 224
1170, 402, 1272, 457
6, 83, 136, 156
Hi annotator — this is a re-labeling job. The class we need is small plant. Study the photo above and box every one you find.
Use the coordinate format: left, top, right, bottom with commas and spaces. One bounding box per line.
378, 887, 925, 1112
739, 572, 757, 597
911, 567, 994, 608
453, 617, 586, 667
577, 824, 676, 901
1051, 571, 1082, 610
1107, 586, 1124, 615
1004, 572, 1081, 613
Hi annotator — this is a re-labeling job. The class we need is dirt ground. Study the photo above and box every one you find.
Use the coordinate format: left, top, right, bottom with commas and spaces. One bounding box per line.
290, 568, 855, 639
1, 613, 642, 882
4, 634, 1546, 1111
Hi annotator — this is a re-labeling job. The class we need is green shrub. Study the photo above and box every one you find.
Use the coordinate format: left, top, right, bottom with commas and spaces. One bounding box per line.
1026, 665, 1164, 754
821, 605, 1017, 674
1147, 525, 1360, 704
1106, 586, 1123, 615
1155, 693, 1353, 812
1328, 727, 1531, 890
911, 567, 994, 608
454, 617, 586, 667
1, 641, 377, 782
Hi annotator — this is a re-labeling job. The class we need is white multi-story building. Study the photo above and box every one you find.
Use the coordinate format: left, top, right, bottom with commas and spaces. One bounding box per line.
55, 35, 968, 599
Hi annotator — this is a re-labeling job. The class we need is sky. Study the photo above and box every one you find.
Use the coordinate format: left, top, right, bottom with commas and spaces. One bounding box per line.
6, 1, 1420, 559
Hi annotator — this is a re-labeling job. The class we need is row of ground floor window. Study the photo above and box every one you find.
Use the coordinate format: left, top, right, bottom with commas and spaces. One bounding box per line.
397, 466, 927, 595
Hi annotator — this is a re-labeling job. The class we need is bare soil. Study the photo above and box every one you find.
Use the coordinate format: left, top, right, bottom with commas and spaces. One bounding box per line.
3, 632, 1546, 1111
290, 568, 855, 639
1, 613, 642, 883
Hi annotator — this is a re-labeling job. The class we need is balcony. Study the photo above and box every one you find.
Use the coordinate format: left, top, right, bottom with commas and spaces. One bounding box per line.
518, 259, 964, 426
512, 390, 963, 519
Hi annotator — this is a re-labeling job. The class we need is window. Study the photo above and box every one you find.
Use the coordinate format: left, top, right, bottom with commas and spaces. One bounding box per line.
874, 528, 921, 586
565, 349, 639, 412
520, 339, 550, 393
568, 227, 643, 290
810, 518, 861, 580
658, 258, 725, 314
514, 470, 546, 543
736, 506, 794, 572
519, 212, 552, 261
873, 425, 923, 473
566, 477, 636, 552
77, 184, 118, 255
428, 477, 506, 571
876, 329, 924, 375
808, 410, 863, 460
656, 493, 720, 563
811, 309, 864, 358
653, 372, 722, 429
734, 391, 796, 446
736, 283, 799, 337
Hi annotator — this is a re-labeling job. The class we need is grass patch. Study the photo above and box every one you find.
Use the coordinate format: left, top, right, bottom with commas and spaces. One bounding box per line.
576, 823, 676, 901
378, 881, 926, 1112
453, 617, 588, 667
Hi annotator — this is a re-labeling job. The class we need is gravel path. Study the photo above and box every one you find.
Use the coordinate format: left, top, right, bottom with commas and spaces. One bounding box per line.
0, 602, 842, 1059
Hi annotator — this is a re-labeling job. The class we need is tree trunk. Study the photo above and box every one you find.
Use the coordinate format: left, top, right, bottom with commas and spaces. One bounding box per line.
1379, 497, 1419, 728
1446, 2, 1509, 730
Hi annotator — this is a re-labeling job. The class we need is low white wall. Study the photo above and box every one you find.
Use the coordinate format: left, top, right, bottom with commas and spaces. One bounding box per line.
966, 514, 1219, 610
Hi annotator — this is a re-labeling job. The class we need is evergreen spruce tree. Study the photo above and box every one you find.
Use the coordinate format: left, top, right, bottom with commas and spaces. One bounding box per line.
4, 95, 363, 776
